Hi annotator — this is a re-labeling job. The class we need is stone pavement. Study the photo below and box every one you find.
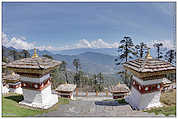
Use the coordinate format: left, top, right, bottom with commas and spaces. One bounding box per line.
73, 91, 113, 97
37, 97, 165, 117
73, 95, 113, 101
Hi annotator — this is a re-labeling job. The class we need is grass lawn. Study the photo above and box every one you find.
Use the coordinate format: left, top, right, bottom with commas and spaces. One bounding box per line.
58, 97, 70, 104
144, 89, 176, 116
144, 105, 176, 116
2, 93, 70, 117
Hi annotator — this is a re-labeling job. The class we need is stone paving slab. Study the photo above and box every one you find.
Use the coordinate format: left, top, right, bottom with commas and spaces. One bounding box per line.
73, 92, 113, 97
73, 96, 113, 101
37, 99, 166, 117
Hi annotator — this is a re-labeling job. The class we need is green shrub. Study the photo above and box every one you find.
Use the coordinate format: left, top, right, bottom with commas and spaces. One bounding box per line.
117, 98, 128, 104
58, 97, 70, 104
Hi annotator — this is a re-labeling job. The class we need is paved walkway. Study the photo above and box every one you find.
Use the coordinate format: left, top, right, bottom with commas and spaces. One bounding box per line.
37, 97, 165, 117
73, 92, 113, 97
73, 96, 113, 101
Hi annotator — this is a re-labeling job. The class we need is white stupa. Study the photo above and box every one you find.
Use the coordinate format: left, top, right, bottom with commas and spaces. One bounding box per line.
123, 49, 176, 110
2, 62, 9, 94
2, 74, 9, 94
5, 72, 23, 94
56, 83, 76, 99
7, 48, 61, 109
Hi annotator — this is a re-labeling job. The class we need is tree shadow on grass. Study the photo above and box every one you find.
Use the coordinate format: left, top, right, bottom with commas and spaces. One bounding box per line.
5, 95, 24, 103
95, 100, 128, 106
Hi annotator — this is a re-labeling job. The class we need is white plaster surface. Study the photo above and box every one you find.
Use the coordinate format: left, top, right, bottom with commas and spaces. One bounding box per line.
2, 85, 9, 94
71, 94, 74, 100
9, 87, 23, 94
133, 76, 163, 85
125, 87, 162, 110
20, 74, 50, 83
19, 84, 58, 109
8, 82, 21, 85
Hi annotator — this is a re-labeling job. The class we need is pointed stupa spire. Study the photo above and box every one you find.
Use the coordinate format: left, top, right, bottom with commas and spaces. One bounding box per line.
117, 82, 120, 86
32, 48, 38, 58
145, 48, 152, 59
12, 72, 16, 76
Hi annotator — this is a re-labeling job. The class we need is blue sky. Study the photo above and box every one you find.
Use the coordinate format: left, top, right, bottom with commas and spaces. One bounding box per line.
2, 2, 176, 51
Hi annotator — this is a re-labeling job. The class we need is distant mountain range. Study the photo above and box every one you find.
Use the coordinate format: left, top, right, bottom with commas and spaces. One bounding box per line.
53, 52, 118, 74
2, 46, 118, 74
52, 48, 118, 56
2, 46, 172, 74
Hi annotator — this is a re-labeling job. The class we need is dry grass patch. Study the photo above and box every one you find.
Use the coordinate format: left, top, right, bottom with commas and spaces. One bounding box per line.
144, 105, 176, 116
160, 89, 176, 106
144, 89, 176, 116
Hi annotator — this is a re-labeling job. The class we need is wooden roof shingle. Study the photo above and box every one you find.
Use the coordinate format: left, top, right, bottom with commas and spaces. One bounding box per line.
123, 58, 175, 73
6, 57, 61, 70
3, 72, 20, 83
56, 84, 76, 92
110, 83, 130, 93
2, 62, 7, 69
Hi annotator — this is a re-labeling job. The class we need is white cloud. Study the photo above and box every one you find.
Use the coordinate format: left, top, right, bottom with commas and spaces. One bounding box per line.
2, 33, 119, 51
43, 39, 120, 51
51, 39, 119, 51
91, 39, 110, 48
76, 39, 92, 48
147, 40, 175, 50
35, 46, 53, 51
2, 33, 60, 51
9, 37, 34, 50
76, 39, 119, 49
2, 33, 34, 50
2, 33, 9, 46
3, 33, 175, 52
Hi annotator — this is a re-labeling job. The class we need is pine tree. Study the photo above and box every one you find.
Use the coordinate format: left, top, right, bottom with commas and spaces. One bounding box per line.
135, 42, 147, 58
8, 50, 19, 61
165, 49, 176, 64
73, 58, 81, 87
21, 49, 31, 58
115, 36, 136, 88
60, 61, 68, 83
153, 43, 163, 59
42, 54, 53, 59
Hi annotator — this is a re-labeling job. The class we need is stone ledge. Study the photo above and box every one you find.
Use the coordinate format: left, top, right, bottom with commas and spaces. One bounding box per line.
9, 87, 23, 94
19, 94, 58, 109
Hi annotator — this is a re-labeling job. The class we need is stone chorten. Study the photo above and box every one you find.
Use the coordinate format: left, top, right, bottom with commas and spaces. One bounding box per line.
56, 83, 76, 99
7, 48, 61, 109
110, 83, 130, 99
2, 62, 9, 94
5, 72, 22, 94
123, 48, 175, 110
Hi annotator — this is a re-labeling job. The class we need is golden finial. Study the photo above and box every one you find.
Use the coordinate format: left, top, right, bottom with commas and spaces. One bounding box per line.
117, 82, 120, 86
32, 48, 38, 58
145, 48, 152, 59
12, 72, 15, 76
65, 81, 68, 85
